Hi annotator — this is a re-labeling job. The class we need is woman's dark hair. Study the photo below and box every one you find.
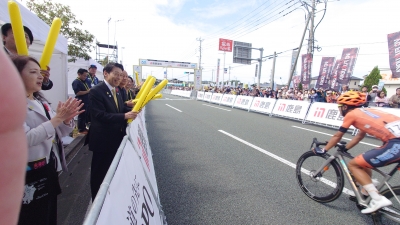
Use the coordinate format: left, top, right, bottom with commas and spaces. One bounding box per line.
377, 90, 386, 97
11, 55, 48, 102
127, 76, 134, 82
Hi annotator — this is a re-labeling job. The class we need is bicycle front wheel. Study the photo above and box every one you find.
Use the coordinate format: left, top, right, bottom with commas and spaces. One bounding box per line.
296, 151, 344, 203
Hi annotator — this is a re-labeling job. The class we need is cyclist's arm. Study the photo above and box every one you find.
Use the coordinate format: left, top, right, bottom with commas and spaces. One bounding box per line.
324, 131, 345, 151
345, 130, 366, 150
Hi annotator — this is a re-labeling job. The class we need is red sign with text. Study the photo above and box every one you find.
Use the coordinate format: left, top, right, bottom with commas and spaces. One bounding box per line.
219, 38, 233, 52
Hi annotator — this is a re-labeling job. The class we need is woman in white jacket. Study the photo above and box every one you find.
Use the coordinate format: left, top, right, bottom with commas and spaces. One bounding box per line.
11, 55, 84, 225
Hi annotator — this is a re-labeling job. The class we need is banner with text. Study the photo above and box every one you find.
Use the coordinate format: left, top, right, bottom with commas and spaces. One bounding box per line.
219, 94, 237, 107
233, 96, 254, 110
387, 31, 400, 78
338, 48, 359, 85
96, 140, 162, 225
305, 102, 354, 129
316, 57, 335, 89
272, 99, 310, 120
210, 93, 223, 104
203, 92, 212, 102
197, 91, 204, 100
328, 59, 343, 92
249, 97, 276, 115
301, 53, 313, 89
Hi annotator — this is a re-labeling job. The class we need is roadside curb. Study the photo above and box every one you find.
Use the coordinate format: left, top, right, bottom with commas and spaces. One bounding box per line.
64, 134, 86, 163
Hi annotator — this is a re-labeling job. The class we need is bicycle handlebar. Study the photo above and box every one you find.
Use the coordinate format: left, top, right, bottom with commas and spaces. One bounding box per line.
311, 138, 347, 151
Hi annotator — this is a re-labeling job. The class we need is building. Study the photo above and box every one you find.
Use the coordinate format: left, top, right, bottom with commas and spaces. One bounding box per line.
311, 76, 363, 90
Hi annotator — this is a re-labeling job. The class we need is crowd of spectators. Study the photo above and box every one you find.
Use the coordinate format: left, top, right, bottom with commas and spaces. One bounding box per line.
203, 84, 400, 108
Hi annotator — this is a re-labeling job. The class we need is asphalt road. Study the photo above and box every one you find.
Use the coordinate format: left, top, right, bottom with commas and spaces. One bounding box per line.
146, 93, 394, 225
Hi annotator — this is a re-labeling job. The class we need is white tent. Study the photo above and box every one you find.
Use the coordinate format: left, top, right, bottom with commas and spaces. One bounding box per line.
67, 58, 104, 97
0, 0, 68, 110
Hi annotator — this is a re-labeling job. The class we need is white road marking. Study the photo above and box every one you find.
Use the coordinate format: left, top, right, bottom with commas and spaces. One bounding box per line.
292, 126, 379, 147
165, 104, 182, 112
218, 130, 354, 196
202, 104, 231, 111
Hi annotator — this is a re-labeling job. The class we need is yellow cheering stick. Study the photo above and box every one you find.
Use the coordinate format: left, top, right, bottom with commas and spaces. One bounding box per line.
135, 71, 140, 87
40, 18, 62, 70
141, 79, 168, 108
152, 94, 162, 99
134, 75, 152, 100
8, 1, 28, 55
128, 77, 156, 123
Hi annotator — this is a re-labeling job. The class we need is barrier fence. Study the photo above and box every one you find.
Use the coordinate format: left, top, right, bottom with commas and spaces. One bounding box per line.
194, 91, 400, 134
83, 107, 166, 225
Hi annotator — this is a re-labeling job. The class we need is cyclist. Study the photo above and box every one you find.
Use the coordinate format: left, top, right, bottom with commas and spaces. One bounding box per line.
313, 91, 400, 214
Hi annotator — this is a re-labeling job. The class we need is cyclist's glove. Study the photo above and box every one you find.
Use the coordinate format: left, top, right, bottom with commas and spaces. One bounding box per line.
313, 147, 326, 155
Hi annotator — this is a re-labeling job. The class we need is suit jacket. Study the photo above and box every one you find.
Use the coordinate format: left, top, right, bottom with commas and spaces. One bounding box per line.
24, 99, 74, 172
86, 82, 130, 152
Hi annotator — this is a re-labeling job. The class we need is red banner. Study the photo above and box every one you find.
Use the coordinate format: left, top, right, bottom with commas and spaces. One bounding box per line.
387, 31, 400, 78
338, 48, 359, 85
329, 59, 343, 92
301, 53, 313, 89
316, 57, 335, 89
219, 38, 233, 52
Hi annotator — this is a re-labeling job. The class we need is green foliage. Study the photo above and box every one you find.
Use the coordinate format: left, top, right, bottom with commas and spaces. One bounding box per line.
363, 66, 380, 91
27, 0, 95, 62
298, 82, 303, 90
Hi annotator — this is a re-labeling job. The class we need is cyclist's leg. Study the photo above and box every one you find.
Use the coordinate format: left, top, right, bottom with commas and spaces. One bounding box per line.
350, 139, 400, 213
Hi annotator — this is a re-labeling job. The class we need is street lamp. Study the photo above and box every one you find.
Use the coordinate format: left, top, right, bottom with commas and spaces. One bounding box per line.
107, 18, 111, 63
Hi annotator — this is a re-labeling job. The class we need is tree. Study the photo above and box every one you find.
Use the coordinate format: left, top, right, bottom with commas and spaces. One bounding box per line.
27, 0, 95, 62
363, 66, 387, 94
298, 82, 303, 91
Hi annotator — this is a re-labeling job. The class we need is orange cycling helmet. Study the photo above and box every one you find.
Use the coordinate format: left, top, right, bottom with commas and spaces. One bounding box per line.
337, 91, 366, 106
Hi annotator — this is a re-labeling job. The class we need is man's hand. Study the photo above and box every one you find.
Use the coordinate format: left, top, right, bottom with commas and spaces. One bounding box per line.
124, 111, 138, 120
312, 146, 326, 155
126, 101, 135, 107
41, 66, 50, 84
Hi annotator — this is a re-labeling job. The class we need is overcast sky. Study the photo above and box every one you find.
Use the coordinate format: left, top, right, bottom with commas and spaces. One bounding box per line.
18, 0, 400, 85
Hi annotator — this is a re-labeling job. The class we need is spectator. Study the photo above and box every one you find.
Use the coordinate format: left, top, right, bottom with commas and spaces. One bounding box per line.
361, 85, 372, 107
86, 64, 99, 87
388, 88, 400, 108
12, 55, 83, 225
341, 85, 349, 93
126, 76, 135, 101
326, 90, 337, 103
369, 85, 379, 107
72, 68, 90, 134
375, 91, 389, 107
310, 89, 318, 103
303, 90, 310, 102
2, 23, 53, 90
277, 89, 282, 99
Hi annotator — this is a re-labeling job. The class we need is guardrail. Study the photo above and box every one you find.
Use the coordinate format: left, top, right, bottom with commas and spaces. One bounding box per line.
193, 92, 400, 134
83, 108, 166, 225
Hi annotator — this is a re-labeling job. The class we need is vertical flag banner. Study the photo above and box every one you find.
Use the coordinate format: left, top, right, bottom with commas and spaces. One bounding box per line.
219, 38, 233, 52
387, 31, 400, 78
290, 50, 298, 76
338, 48, 359, 85
329, 59, 343, 92
301, 53, 313, 89
216, 59, 220, 87
316, 57, 335, 89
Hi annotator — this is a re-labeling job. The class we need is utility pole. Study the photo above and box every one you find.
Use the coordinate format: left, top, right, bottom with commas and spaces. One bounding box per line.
228, 66, 231, 86
271, 52, 276, 89
196, 37, 204, 70
307, 0, 315, 54
257, 48, 264, 89
223, 51, 226, 87
211, 69, 214, 84
107, 18, 111, 63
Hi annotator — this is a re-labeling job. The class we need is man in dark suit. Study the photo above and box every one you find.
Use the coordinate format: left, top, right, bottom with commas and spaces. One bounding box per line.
86, 62, 138, 200
1, 23, 53, 90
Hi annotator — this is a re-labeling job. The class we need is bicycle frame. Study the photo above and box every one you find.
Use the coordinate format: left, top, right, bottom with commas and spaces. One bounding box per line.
313, 147, 400, 208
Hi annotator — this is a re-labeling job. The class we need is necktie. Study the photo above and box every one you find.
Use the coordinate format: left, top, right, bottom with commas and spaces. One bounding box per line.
112, 88, 119, 110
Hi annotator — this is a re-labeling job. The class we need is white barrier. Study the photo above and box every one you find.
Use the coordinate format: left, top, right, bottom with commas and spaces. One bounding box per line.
210, 93, 223, 105
203, 92, 212, 102
196, 91, 204, 100
271, 99, 311, 121
249, 97, 276, 115
170, 90, 192, 98
233, 96, 254, 111
219, 94, 237, 107
83, 109, 165, 225
305, 102, 350, 128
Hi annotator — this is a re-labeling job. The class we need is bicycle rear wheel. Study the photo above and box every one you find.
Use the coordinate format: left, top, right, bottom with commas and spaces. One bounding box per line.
296, 151, 344, 203
375, 186, 400, 224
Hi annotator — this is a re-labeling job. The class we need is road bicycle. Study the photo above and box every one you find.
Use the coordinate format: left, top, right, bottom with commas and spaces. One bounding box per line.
295, 138, 400, 224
